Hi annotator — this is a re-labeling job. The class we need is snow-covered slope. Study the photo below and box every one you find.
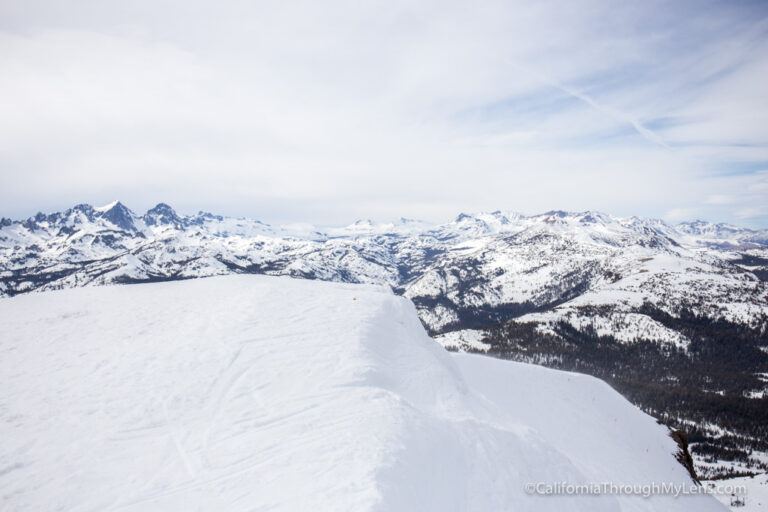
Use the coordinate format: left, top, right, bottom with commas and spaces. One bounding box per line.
0, 275, 724, 511
2, 203, 767, 479
708, 473, 768, 511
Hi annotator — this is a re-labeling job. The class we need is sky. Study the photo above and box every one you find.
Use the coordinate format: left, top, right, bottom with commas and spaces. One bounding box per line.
1, 0, 767, 227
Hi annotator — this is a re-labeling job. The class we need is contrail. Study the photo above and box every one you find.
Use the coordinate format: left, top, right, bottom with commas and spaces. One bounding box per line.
555, 82, 670, 149
514, 62, 670, 149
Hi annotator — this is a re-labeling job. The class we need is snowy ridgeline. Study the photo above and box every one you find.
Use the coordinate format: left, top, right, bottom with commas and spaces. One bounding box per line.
0, 276, 726, 511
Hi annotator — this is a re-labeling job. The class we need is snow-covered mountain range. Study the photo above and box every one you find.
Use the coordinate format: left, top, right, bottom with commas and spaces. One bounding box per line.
2, 202, 767, 479
2, 201, 767, 337
0, 275, 727, 511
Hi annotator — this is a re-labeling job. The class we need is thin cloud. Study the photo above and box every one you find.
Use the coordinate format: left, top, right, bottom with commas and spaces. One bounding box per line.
540, 74, 670, 149
0, 0, 766, 227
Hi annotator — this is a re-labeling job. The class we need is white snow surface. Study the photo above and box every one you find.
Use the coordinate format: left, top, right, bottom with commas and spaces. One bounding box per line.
707, 473, 768, 511
0, 276, 725, 511
433, 329, 491, 353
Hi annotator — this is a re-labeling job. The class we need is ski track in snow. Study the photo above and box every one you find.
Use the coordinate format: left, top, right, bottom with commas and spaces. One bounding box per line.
0, 275, 726, 511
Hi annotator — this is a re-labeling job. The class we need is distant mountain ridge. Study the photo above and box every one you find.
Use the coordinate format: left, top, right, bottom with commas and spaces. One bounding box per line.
2, 201, 768, 478
3, 201, 768, 241
2, 202, 767, 326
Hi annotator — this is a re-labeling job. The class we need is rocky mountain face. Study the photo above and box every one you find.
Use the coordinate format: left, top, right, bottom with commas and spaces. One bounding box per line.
2, 202, 767, 477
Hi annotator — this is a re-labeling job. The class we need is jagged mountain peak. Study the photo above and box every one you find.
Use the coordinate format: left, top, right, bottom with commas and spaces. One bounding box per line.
676, 220, 745, 235
540, 209, 570, 218
144, 202, 183, 228
450, 211, 507, 228
72, 203, 96, 213
534, 210, 612, 223
575, 211, 613, 224
336, 217, 434, 236
93, 201, 137, 231
93, 200, 122, 212
454, 212, 473, 222
146, 202, 175, 214
673, 220, 768, 247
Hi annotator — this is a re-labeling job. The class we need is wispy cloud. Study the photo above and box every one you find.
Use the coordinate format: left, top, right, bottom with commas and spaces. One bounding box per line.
516, 65, 670, 149
0, 0, 766, 226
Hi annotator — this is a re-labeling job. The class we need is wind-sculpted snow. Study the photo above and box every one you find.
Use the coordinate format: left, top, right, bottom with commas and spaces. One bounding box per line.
0, 275, 725, 511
